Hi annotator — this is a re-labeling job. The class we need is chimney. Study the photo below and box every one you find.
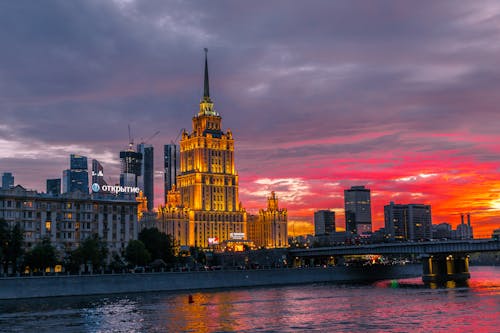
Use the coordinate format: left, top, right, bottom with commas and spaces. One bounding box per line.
467, 213, 471, 227
461, 213, 464, 225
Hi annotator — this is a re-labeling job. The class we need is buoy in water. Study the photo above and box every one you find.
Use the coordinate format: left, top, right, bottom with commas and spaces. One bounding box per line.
188, 294, 194, 303
390, 280, 399, 288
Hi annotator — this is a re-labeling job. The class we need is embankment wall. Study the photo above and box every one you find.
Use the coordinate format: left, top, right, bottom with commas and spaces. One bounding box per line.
0, 264, 421, 300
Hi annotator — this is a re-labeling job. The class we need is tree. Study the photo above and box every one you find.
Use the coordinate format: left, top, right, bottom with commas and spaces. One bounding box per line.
0, 219, 8, 270
139, 228, 175, 264
109, 252, 126, 273
24, 238, 57, 272
68, 234, 108, 273
125, 240, 151, 267
0, 221, 24, 274
7, 224, 24, 273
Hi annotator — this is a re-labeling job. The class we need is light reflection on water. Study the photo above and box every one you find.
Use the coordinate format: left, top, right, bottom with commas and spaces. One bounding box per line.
0, 266, 499, 332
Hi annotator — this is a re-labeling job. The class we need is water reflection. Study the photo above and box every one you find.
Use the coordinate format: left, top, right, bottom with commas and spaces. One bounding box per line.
0, 266, 499, 332
82, 298, 143, 333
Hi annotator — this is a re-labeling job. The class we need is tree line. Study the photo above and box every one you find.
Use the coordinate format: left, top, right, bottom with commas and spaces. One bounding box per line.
0, 218, 178, 275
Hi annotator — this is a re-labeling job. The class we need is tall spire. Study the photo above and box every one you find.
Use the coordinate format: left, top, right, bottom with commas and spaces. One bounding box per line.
199, 48, 218, 116
203, 48, 210, 100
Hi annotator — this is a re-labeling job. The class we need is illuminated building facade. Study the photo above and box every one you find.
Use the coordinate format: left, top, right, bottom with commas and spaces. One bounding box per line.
157, 186, 190, 246
384, 202, 432, 241
161, 50, 246, 248
344, 185, 372, 235
0, 185, 138, 255
247, 192, 288, 248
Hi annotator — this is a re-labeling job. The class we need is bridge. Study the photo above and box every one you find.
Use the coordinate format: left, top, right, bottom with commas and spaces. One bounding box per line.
289, 239, 500, 285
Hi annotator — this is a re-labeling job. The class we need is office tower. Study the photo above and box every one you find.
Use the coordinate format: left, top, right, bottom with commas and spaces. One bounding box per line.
160, 49, 247, 247
46, 178, 61, 196
1, 172, 14, 189
119, 150, 142, 187
344, 186, 372, 235
384, 202, 432, 241
62, 155, 89, 193
164, 143, 179, 203
91, 159, 107, 187
314, 210, 335, 236
137, 143, 154, 211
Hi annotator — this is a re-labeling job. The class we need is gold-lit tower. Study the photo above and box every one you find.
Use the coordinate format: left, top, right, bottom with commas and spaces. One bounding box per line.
175, 49, 246, 247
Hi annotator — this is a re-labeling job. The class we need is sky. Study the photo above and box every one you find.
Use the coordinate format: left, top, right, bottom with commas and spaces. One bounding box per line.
1, 1, 499, 237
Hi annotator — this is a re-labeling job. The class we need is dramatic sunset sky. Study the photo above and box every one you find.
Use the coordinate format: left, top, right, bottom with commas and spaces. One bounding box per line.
1, 1, 499, 237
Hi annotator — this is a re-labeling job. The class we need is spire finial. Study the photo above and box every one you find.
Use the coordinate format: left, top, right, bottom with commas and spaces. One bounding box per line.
203, 48, 210, 100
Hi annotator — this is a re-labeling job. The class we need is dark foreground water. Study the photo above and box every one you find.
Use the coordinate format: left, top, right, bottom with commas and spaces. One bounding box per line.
0, 266, 499, 332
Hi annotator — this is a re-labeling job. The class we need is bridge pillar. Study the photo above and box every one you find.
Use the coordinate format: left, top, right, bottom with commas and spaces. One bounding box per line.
422, 254, 470, 286
293, 256, 302, 268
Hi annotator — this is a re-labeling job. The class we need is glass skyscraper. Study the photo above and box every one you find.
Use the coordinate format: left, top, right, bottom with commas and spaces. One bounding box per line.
137, 143, 154, 211
314, 210, 336, 236
46, 178, 61, 195
63, 155, 89, 193
164, 143, 179, 203
91, 159, 107, 187
119, 150, 142, 185
1, 172, 14, 189
344, 185, 372, 235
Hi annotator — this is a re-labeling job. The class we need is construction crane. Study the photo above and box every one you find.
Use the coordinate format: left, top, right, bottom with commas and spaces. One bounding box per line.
127, 124, 134, 151
140, 130, 160, 145
171, 128, 186, 145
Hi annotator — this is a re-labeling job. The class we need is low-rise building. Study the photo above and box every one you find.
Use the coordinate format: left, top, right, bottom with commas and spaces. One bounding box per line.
0, 185, 139, 256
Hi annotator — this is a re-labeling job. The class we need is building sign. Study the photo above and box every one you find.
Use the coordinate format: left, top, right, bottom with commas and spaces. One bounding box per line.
91, 171, 104, 177
208, 237, 219, 245
91, 183, 140, 194
230, 232, 245, 240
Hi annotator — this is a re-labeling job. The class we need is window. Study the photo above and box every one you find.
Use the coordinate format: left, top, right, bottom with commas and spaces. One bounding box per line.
46, 221, 51, 232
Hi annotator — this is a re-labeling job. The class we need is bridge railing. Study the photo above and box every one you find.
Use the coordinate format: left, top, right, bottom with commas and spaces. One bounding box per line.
289, 238, 500, 256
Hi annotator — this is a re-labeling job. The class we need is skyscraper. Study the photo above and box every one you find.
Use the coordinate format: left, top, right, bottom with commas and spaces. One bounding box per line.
46, 178, 61, 196
137, 143, 154, 211
344, 185, 372, 235
119, 150, 142, 187
174, 49, 246, 247
91, 159, 107, 187
164, 143, 179, 203
1, 172, 14, 189
314, 210, 335, 236
62, 155, 89, 193
384, 202, 432, 241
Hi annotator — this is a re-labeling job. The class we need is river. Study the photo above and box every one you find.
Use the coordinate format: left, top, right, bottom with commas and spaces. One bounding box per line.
0, 266, 498, 332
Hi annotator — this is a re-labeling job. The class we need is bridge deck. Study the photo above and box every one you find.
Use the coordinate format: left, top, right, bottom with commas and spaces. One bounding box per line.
289, 239, 500, 257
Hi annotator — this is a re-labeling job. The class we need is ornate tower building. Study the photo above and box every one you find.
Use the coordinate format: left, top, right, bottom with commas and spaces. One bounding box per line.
173, 49, 246, 247
248, 192, 288, 248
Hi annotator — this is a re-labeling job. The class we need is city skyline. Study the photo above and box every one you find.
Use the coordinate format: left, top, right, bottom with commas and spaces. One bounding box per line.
1, 1, 499, 237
